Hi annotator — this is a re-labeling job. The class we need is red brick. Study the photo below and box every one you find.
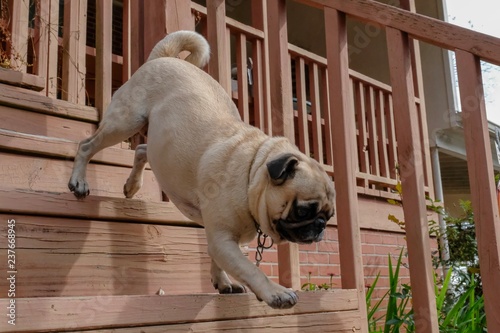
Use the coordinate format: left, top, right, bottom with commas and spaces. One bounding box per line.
363, 233, 383, 245
299, 242, 318, 252
258, 263, 273, 276
329, 253, 340, 264
300, 265, 319, 277
362, 244, 376, 254
318, 265, 340, 277
318, 240, 339, 253
308, 252, 330, 265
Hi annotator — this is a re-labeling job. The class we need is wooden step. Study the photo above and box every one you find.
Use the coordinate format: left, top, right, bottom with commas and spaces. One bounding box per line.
0, 68, 45, 92
0, 291, 360, 332
0, 82, 98, 122
0, 213, 210, 298
0, 189, 191, 225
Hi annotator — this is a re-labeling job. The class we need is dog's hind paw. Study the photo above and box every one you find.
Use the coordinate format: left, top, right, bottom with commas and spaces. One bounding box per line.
123, 177, 142, 198
68, 178, 90, 199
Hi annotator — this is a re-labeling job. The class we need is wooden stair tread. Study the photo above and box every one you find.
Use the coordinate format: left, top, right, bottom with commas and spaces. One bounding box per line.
0, 291, 360, 332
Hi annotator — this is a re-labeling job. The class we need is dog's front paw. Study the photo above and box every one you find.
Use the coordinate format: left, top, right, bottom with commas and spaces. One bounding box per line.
258, 283, 298, 309
68, 177, 90, 199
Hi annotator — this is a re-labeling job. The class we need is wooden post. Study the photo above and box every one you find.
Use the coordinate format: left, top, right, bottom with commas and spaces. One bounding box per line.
386, 27, 439, 333
62, 0, 88, 105
456, 50, 500, 332
9, 0, 29, 72
207, 0, 230, 94
122, 0, 132, 82
324, 8, 368, 333
400, 0, 434, 197
95, 0, 113, 118
266, 0, 300, 290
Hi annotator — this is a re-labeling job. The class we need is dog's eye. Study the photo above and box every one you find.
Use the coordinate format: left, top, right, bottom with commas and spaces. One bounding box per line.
296, 207, 310, 218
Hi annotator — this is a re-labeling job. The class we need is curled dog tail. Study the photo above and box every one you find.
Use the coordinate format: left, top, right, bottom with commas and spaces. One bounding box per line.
147, 30, 210, 68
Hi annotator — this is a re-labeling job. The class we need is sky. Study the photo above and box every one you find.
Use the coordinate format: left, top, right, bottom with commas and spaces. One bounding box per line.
445, 0, 500, 125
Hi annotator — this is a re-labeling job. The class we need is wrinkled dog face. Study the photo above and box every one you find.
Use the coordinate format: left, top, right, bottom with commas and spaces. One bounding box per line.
264, 153, 335, 244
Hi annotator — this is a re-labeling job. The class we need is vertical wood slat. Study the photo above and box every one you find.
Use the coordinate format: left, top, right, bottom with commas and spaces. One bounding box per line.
207, 0, 231, 94
365, 86, 379, 177
354, 81, 369, 178
376, 90, 389, 178
95, 0, 113, 118
296, 57, 309, 156
267, 0, 300, 290
385, 95, 398, 180
34, 0, 59, 97
324, 7, 368, 333
62, 0, 88, 105
9, 0, 29, 72
236, 33, 249, 123
310, 63, 323, 164
386, 27, 439, 333
122, 0, 131, 82
320, 67, 333, 167
252, 0, 272, 136
455, 50, 500, 332
252, 39, 265, 131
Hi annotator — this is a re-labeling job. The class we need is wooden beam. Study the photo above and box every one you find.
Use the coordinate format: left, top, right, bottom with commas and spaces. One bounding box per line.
296, 0, 500, 66
0, 68, 44, 91
385, 27, 439, 333
95, 0, 113, 118
207, 0, 231, 93
266, 0, 300, 290
455, 50, 500, 332
324, 8, 368, 333
0, 291, 359, 332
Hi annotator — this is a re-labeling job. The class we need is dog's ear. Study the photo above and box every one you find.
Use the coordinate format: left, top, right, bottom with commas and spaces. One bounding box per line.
267, 154, 299, 185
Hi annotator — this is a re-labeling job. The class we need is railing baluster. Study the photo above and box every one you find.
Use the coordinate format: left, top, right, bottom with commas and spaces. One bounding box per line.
320, 67, 333, 168
252, 39, 265, 131
35, 0, 59, 97
10, 0, 29, 72
310, 63, 323, 164
354, 80, 369, 180
296, 57, 309, 156
385, 94, 398, 181
376, 90, 389, 178
95, 0, 113, 117
455, 49, 500, 332
236, 33, 249, 123
366, 86, 379, 177
207, 0, 231, 94
62, 0, 88, 105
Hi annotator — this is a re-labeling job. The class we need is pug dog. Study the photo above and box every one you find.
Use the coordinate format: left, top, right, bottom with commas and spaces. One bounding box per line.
68, 31, 335, 309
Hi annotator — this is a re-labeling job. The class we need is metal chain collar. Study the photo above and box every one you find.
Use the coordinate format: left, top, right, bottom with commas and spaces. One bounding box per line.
254, 221, 274, 267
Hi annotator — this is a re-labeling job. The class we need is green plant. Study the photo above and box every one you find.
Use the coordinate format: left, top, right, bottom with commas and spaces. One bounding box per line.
301, 272, 335, 291
366, 250, 487, 333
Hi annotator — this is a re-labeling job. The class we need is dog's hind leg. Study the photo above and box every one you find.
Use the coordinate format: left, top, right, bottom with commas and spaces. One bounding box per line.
123, 144, 148, 198
69, 102, 148, 198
